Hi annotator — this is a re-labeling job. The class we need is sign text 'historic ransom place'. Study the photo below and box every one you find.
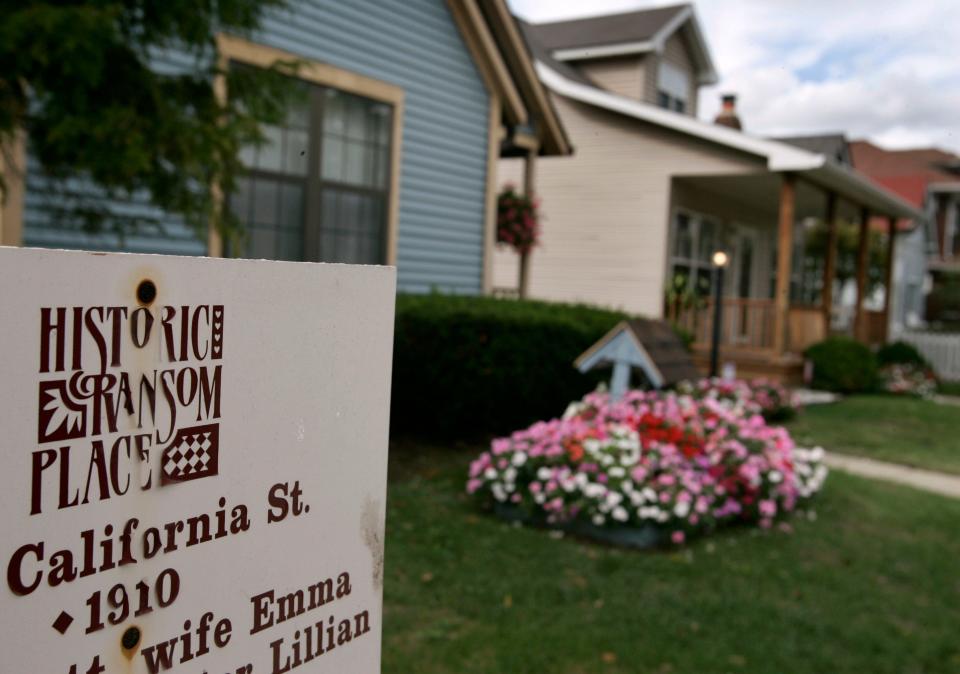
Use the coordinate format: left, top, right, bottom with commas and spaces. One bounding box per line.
0, 248, 396, 673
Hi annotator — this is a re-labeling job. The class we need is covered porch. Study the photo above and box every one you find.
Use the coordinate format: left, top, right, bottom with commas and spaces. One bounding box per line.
665, 167, 922, 382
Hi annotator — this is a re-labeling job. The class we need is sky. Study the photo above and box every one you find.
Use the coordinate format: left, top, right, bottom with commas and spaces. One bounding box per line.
507, 0, 960, 154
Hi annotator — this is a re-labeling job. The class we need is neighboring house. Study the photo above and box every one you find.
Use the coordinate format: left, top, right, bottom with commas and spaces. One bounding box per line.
776, 134, 928, 335
0, 0, 570, 296
850, 141, 960, 326
494, 4, 922, 381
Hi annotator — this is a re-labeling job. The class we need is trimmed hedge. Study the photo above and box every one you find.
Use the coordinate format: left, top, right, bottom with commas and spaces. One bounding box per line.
805, 337, 878, 393
876, 340, 930, 368
392, 294, 628, 440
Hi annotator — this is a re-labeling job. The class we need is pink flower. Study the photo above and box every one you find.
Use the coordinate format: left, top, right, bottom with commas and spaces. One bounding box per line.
467, 379, 826, 543
671, 530, 686, 545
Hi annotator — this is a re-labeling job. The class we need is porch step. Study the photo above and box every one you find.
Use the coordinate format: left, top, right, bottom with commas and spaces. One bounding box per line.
690, 347, 804, 384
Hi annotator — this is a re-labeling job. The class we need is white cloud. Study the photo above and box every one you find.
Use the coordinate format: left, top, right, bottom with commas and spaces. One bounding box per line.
508, 0, 960, 153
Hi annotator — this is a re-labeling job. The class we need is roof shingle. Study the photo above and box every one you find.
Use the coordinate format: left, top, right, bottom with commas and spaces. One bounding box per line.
525, 4, 690, 52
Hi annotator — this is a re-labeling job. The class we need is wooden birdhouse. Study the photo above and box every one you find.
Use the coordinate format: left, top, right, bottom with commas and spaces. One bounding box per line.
575, 319, 699, 401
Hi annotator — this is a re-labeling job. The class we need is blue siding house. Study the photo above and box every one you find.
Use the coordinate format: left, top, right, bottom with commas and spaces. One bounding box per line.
3, 0, 569, 295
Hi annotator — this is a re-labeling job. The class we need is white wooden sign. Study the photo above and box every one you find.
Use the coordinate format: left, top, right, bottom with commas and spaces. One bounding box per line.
0, 247, 396, 673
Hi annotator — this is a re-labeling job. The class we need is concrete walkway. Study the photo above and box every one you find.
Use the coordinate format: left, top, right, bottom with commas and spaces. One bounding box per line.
825, 453, 960, 499
932, 394, 960, 407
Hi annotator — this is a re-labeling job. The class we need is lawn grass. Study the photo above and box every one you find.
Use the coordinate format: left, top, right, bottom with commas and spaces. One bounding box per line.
382, 443, 960, 674
787, 395, 960, 475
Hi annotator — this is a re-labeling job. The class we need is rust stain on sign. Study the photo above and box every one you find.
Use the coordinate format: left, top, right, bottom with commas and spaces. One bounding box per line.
361, 497, 384, 591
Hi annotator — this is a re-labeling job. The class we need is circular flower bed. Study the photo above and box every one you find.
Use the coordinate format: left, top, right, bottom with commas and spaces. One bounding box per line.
467, 386, 826, 547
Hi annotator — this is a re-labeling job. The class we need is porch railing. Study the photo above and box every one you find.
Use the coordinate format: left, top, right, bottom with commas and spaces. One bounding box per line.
668, 299, 827, 355
668, 298, 777, 352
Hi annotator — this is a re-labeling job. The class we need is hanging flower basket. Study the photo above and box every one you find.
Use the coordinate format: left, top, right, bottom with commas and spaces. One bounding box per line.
496, 184, 540, 255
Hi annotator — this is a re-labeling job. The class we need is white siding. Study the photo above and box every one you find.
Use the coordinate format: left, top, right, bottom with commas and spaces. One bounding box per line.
577, 56, 646, 102
493, 93, 761, 316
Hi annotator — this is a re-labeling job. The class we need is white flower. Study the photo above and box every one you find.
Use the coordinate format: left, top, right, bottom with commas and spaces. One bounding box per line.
643, 488, 657, 501
492, 484, 506, 502
503, 467, 517, 484
768, 470, 782, 484
511, 452, 527, 467
592, 514, 606, 526
629, 491, 644, 506
638, 507, 657, 520
605, 491, 623, 507
536, 467, 552, 481
609, 466, 626, 478
673, 501, 691, 518
612, 506, 629, 522
484, 468, 497, 480
583, 483, 606, 499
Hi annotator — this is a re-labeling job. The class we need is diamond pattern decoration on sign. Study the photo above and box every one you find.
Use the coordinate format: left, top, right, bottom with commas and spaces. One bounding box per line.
161, 423, 219, 485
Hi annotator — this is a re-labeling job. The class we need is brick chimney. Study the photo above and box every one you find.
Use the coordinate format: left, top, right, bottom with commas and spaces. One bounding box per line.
714, 94, 742, 131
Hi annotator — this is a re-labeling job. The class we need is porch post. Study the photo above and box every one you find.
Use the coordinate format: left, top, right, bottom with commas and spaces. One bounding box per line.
882, 215, 897, 342
853, 207, 870, 342
772, 173, 796, 355
822, 192, 838, 332
519, 148, 537, 299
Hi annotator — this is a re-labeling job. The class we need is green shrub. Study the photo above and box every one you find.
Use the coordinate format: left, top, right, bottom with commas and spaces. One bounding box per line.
876, 341, 930, 368
392, 294, 628, 440
939, 380, 960, 397
670, 323, 694, 352
805, 337, 878, 393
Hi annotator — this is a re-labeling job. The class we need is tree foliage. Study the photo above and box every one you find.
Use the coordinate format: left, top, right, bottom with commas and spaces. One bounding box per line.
0, 0, 300, 244
804, 219, 887, 293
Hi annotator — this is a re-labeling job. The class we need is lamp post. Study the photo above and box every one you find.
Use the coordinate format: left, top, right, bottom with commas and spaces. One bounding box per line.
709, 250, 729, 378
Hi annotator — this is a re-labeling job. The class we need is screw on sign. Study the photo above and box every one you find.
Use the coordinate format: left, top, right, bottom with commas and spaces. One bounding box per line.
0, 248, 395, 673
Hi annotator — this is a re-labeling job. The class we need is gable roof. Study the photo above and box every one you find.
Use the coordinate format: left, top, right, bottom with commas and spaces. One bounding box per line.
535, 61, 923, 220
515, 18, 597, 88
850, 141, 960, 200
775, 133, 851, 166
530, 5, 688, 52
524, 4, 718, 85
447, 0, 572, 156
475, 1, 572, 156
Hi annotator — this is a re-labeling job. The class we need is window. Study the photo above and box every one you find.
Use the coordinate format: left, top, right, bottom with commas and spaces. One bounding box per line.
657, 61, 689, 113
229, 76, 393, 264
670, 211, 722, 297
948, 200, 959, 258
